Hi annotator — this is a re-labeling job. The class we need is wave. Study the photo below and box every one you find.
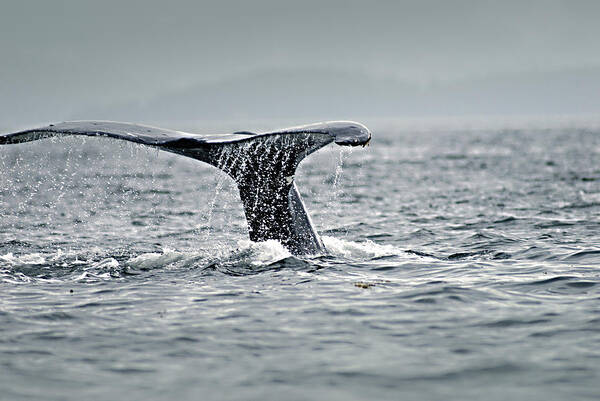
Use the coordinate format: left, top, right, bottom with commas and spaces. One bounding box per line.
0, 236, 407, 284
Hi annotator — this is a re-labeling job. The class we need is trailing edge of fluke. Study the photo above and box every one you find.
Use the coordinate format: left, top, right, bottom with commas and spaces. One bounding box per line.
0, 120, 372, 255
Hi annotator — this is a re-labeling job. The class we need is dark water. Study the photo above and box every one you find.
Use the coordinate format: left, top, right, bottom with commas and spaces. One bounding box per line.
1, 123, 600, 400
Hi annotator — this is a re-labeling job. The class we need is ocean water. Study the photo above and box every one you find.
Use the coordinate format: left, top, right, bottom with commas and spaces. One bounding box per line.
1, 122, 600, 400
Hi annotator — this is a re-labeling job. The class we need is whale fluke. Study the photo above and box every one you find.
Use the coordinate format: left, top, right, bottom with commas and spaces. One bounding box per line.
0, 121, 371, 255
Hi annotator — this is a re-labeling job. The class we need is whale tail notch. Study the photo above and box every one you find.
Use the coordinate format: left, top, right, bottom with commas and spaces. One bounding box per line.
0, 120, 371, 255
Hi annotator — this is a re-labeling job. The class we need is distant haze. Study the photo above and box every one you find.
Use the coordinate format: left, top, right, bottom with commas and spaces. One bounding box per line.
1, 0, 599, 127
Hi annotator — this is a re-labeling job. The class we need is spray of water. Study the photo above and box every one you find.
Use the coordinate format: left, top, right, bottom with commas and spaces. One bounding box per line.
332, 147, 353, 191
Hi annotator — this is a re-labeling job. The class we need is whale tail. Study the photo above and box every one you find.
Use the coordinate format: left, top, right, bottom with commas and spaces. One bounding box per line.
0, 121, 371, 255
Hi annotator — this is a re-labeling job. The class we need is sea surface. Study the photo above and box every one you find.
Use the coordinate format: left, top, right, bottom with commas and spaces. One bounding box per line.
1, 121, 600, 400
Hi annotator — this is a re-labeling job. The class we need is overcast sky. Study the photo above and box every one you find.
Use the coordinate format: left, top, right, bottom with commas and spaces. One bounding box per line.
1, 0, 599, 124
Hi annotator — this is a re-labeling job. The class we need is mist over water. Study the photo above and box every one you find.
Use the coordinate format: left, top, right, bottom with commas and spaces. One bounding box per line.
1, 122, 600, 400
2, 0, 600, 125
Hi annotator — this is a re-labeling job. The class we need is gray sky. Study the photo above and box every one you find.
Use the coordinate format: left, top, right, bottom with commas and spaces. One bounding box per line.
1, 0, 599, 124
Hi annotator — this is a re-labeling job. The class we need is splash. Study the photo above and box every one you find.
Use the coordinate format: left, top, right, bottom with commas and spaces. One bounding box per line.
0, 252, 47, 266
332, 147, 353, 190
322, 236, 400, 259
235, 239, 292, 266
202, 169, 234, 240
125, 240, 291, 273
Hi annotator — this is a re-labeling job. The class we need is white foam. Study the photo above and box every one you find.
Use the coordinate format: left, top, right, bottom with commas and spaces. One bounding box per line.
126, 248, 192, 270
0, 252, 46, 265
236, 239, 292, 265
322, 236, 400, 259
0, 237, 401, 280
123, 241, 291, 271
86, 258, 120, 271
